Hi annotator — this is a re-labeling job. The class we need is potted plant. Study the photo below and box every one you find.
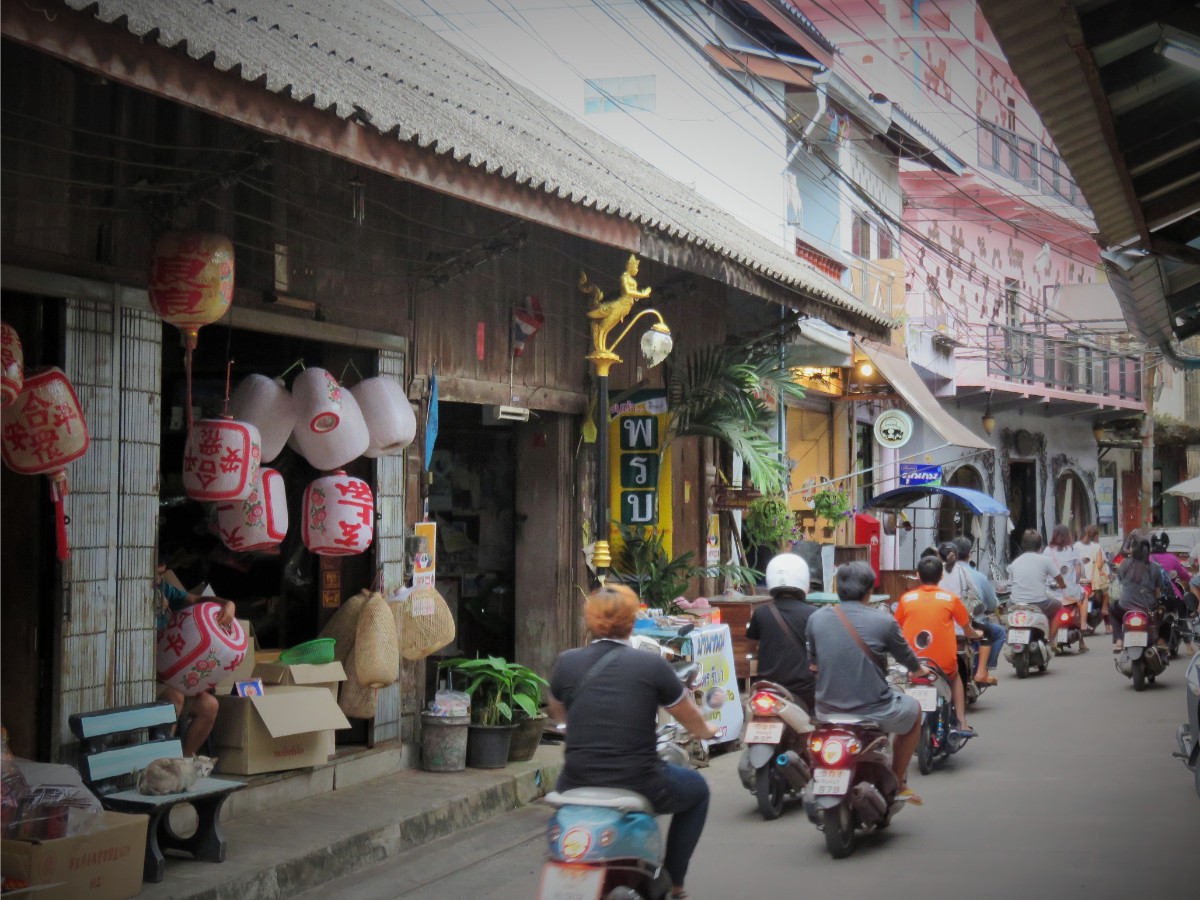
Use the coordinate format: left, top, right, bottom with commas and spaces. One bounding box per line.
439, 655, 543, 768
507, 663, 551, 762
743, 494, 794, 569
810, 484, 851, 538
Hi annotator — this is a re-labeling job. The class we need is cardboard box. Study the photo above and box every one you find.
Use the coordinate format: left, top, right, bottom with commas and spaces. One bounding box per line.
213, 684, 350, 775
253, 660, 346, 702
214, 618, 257, 695
1, 811, 148, 900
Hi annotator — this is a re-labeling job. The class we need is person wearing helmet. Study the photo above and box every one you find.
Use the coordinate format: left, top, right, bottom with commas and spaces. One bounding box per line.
746, 553, 818, 714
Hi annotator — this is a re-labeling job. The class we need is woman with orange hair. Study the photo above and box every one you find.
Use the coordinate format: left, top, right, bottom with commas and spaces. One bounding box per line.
548, 584, 718, 900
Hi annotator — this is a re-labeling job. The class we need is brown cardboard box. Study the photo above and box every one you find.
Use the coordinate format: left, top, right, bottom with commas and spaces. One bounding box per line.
253, 660, 346, 702
1, 811, 148, 900
213, 684, 350, 775
213, 618, 257, 695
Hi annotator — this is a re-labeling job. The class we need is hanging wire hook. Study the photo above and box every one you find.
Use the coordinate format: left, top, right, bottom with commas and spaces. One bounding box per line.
340, 358, 365, 385
277, 358, 305, 381
222, 360, 236, 418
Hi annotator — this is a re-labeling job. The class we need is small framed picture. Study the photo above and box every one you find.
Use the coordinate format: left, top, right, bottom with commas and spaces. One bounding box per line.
235, 678, 264, 697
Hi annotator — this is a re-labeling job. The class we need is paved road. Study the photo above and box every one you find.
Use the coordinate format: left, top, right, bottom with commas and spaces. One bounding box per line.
302, 642, 1197, 899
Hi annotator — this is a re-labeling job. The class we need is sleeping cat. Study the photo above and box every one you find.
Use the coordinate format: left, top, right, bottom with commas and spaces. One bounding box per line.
136, 756, 217, 795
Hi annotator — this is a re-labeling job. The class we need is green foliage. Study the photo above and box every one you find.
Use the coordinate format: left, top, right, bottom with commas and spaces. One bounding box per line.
438, 656, 549, 726
811, 485, 851, 525
664, 344, 805, 495
613, 522, 761, 612
744, 494, 794, 548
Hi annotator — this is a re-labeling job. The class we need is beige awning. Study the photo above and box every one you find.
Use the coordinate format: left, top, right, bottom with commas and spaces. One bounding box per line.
858, 343, 992, 451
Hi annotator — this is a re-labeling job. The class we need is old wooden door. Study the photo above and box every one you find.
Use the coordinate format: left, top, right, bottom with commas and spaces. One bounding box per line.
1121, 470, 1142, 536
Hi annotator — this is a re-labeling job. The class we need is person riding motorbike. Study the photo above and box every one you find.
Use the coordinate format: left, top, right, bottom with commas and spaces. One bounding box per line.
1008, 529, 1067, 643
1111, 532, 1162, 653
746, 553, 817, 714
805, 561, 931, 805
952, 537, 1007, 685
1045, 525, 1088, 652
1149, 531, 1192, 627
897, 555, 982, 736
547, 584, 719, 900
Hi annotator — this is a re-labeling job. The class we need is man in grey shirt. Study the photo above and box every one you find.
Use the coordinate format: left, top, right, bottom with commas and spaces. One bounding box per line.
806, 560, 931, 804
1007, 529, 1066, 643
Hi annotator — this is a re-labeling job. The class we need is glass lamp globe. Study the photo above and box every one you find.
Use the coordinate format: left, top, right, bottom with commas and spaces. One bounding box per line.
640, 323, 673, 368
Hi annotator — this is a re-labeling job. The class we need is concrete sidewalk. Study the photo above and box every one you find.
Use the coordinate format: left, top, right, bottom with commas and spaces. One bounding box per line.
138, 745, 564, 900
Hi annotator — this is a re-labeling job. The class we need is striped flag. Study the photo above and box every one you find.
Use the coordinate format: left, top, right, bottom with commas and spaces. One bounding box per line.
511, 295, 545, 357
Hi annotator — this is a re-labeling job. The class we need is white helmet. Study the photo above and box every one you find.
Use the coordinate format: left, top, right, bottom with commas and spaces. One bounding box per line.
765, 553, 810, 595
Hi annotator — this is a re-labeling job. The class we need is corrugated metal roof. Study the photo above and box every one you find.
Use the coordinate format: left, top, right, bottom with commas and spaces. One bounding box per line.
61, 0, 890, 332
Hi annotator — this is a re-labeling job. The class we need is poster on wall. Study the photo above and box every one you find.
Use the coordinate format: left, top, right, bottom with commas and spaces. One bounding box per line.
1095, 477, 1115, 523
413, 521, 437, 588
608, 389, 672, 557
706, 514, 720, 565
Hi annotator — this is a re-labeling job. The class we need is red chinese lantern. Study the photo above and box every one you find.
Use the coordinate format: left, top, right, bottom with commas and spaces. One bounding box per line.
1, 367, 90, 560
302, 471, 374, 556
156, 602, 249, 697
1, 322, 23, 409
182, 417, 261, 502
216, 467, 288, 552
148, 231, 234, 427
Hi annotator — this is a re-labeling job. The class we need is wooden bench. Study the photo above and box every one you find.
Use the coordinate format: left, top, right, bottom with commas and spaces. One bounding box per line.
69, 701, 244, 884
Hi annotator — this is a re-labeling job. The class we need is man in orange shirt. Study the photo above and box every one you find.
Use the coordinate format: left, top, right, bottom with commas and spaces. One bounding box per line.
895, 555, 983, 735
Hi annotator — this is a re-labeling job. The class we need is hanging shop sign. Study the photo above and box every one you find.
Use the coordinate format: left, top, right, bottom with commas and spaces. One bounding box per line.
899, 463, 942, 487
1095, 477, 1115, 523
302, 471, 374, 556
706, 514, 721, 566
873, 409, 914, 450
608, 389, 672, 557
412, 521, 437, 590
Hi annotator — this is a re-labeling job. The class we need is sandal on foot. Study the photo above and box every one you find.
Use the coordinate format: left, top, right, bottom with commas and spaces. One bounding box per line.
898, 787, 924, 806
1112, 643, 1123, 653
974, 675, 999, 685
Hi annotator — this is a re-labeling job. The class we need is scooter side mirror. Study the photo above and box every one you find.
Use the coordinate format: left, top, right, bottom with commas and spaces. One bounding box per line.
677, 623, 696, 638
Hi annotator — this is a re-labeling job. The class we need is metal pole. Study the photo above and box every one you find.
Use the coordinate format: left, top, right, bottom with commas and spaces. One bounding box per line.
1141, 353, 1155, 528
594, 373, 611, 577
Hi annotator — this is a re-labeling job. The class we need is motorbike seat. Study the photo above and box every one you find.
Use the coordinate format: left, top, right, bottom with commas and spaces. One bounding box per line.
544, 787, 654, 814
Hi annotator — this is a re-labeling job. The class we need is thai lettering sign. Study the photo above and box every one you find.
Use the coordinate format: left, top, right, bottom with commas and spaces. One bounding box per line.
899, 463, 942, 487
608, 389, 671, 556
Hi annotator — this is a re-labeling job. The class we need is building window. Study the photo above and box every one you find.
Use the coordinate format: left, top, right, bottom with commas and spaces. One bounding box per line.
978, 121, 1039, 189
878, 227, 894, 260
851, 214, 871, 258
584, 76, 656, 114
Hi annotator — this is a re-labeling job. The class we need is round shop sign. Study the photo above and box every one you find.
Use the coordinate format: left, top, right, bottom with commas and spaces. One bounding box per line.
874, 409, 914, 449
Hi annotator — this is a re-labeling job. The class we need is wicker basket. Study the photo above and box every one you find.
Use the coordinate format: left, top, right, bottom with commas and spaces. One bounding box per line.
397, 586, 456, 661
338, 649, 378, 719
354, 592, 399, 687
319, 589, 371, 663
279, 638, 336, 666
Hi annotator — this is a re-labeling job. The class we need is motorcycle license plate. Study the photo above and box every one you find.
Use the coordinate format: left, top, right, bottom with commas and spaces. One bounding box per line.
906, 686, 938, 712
811, 768, 851, 796
1124, 631, 1149, 648
538, 863, 604, 900
1009, 629, 1031, 645
744, 721, 784, 744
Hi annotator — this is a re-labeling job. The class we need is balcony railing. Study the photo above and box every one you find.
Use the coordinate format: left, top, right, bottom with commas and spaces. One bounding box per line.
846, 257, 902, 317
986, 324, 1142, 402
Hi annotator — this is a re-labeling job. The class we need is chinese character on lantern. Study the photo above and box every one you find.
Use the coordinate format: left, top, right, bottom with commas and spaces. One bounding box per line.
217, 467, 288, 552
302, 471, 374, 556
148, 232, 235, 350
183, 417, 261, 502
1, 322, 23, 409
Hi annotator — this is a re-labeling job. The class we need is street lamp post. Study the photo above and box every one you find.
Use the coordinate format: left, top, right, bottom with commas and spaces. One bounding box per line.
580, 254, 673, 577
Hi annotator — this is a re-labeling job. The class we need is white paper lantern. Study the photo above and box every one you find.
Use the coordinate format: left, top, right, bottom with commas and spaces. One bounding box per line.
291, 367, 369, 471
183, 417, 261, 501
303, 471, 374, 555
229, 374, 296, 463
350, 376, 417, 458
216, 467, 288, 552
157, 602, 249, 697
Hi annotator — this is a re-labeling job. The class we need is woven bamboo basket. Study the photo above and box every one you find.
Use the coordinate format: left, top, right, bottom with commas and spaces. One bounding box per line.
354, 591, 399, 687
319, 589, 371, 663
338, 649, 378, 719
397, 586, 456, 661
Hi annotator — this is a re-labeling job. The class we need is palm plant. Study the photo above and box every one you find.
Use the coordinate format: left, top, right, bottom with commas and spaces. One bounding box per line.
663, 343, 805, 495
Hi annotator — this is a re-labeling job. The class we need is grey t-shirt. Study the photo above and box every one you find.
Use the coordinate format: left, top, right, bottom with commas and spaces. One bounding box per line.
805, 602, 920, 718
1009, 551, 1059, 607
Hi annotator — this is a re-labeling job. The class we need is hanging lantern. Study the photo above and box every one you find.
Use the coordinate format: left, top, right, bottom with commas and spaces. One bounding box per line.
302, 471, 374, 556
1, 367, 90, 560
148, 232, 234, 350
216, 467, 288, 552
350, 376, 417, 458
1, 322, 24, 409
229, 374, 296, 463
156, 602, 249, 697
182, 417, 261, 502
291, 367, 369, 471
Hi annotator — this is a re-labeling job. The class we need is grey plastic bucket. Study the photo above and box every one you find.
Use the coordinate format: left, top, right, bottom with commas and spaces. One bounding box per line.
421, 712, 470, 772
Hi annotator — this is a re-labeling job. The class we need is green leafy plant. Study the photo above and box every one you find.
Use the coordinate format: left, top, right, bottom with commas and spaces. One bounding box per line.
744, 494, 794, 548
613, 522, 761, 613
811, 485, 851, 527
438, 656, 548, 726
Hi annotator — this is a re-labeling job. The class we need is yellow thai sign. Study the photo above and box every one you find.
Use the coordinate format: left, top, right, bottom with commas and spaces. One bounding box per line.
608, 389, 672, 558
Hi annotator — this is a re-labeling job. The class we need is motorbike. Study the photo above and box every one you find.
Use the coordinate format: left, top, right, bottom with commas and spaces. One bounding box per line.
1114, 606, 1170, 691
899, 659, 974, 775
1171, 617, 1200, 798
736, 681, 813, 820
1004, 603, 1053, 678
1054, 601, 1085, 653
801, 716, 906, 859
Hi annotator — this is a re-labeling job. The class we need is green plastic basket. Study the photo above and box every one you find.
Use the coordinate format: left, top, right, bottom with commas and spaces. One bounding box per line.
278, 638, 336, 666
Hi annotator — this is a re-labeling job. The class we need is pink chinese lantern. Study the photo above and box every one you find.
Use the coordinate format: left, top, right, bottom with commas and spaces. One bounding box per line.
350, 376, 416, 458
1, 322, 23, 408
148, 231, 234, 427
183, 417, 261, 502
157, 602, 249, 697
229, 374, 296, 463
1, 367, 90, 560
291, 367, 369, 471
217, 467, 288, 552
302, 471, 374, 556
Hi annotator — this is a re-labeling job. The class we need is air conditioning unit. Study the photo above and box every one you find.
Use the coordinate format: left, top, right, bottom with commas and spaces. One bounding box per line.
482, 405, 530, 424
